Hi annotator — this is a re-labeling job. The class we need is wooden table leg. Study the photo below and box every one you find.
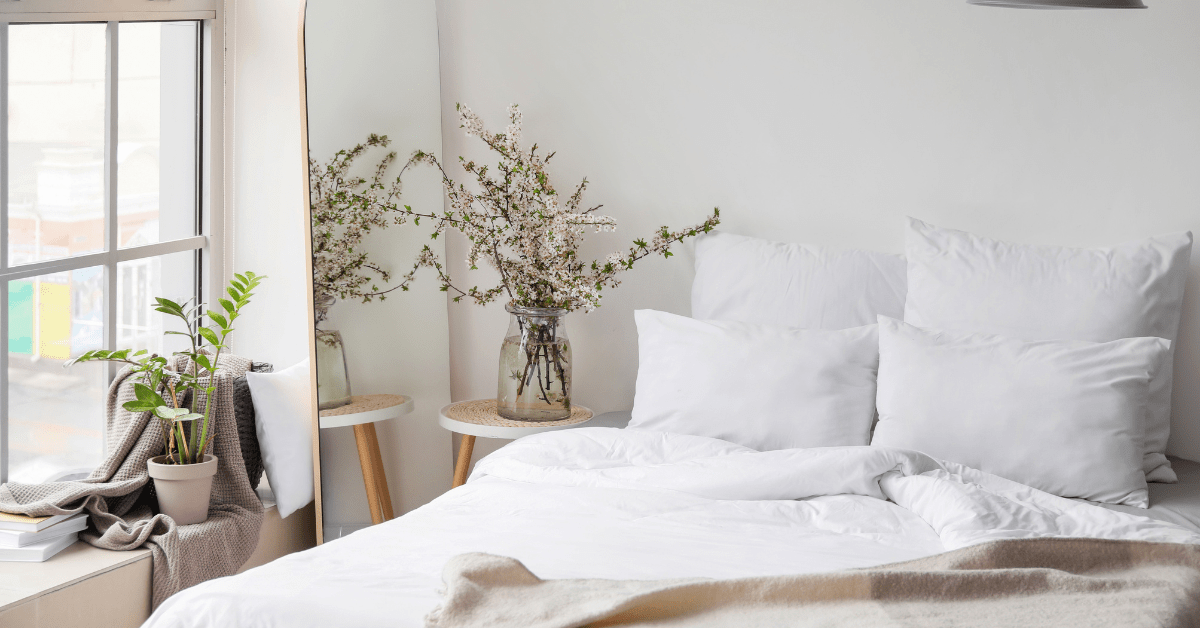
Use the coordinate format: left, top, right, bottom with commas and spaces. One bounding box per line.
453, 434, 476, 488
353, 422, 394, 524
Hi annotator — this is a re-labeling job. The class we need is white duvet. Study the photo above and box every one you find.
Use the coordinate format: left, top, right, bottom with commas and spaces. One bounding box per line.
146, 428, 1200, 628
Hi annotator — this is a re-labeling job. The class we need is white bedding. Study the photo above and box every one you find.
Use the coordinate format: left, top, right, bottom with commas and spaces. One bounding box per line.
145, 428, 1200, 628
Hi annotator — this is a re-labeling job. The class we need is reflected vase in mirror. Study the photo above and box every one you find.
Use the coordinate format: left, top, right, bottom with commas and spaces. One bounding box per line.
497, 305, 571, 421
315, 295, 352, 410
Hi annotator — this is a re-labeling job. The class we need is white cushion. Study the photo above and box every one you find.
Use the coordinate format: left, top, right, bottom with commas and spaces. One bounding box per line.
246, 360, 314, 519
903, 218, 1192, 482
630, 310, 879, 451
692, 231, 907, 329
871, 317, 1167, 508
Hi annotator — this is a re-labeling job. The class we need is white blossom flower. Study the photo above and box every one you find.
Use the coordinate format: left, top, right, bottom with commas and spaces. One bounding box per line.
397, 104, 720, 313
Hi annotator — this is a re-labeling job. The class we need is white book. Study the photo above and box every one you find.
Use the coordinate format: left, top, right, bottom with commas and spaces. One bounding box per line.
0, 513, 88, 548
0, 533, 78, 562
0, 511, 73, 533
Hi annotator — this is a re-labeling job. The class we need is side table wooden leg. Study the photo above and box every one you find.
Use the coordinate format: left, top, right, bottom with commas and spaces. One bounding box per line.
353, 422, 393, 524
453, 434, 476, 488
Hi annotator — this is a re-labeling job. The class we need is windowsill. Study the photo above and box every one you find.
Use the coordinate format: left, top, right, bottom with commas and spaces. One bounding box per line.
0, 541, 151, 612
0, 488, 315, 624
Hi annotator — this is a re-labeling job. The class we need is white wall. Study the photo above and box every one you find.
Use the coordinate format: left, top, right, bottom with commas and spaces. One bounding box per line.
227, 0, 310, 371
305, 0, 452, 526
437, 1, 1200, 462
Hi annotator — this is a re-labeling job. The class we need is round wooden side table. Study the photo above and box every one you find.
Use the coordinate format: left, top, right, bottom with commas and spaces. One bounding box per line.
438, 399, 594, 488
319, 394, 414, 524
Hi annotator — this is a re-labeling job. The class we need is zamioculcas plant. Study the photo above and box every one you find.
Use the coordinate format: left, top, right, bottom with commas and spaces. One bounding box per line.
66, 272, 267, 465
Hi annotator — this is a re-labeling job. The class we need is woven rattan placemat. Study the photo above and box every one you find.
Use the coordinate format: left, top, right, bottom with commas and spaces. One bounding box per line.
443, 399, 593, 429
320, 394, 409, 418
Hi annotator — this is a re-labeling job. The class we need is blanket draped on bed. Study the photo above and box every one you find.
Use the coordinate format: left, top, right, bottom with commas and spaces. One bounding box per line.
0, 354, 264, 608
429, 538, 1200, 628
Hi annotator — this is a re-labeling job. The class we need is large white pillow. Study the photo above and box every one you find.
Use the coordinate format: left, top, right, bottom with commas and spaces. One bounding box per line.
630, 310, 879, 451
692, 231, 907, 329
246, 360, 314, 519
871, 317, 1168, 508
903, 218, 1192, 483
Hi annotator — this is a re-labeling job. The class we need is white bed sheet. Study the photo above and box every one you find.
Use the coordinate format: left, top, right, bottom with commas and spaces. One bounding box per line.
145, 428, 1200, 628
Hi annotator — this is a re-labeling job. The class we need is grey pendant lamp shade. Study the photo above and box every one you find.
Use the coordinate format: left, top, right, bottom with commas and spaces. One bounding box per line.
968, 0, 1146, 7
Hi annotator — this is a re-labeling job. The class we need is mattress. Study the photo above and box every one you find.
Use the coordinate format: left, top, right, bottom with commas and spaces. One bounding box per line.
144, 428, 1200, 628
1095, 455, 1200, 532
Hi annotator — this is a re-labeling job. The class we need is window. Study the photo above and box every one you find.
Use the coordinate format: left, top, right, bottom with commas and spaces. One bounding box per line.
0, 2, 223, 484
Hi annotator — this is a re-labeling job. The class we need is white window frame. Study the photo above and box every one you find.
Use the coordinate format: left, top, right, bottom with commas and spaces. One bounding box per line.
0, 0, 225, 483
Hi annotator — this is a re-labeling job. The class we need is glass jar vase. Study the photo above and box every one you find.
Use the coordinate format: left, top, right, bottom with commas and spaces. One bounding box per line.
497, 305, 572, 421
316, 329, 352, 410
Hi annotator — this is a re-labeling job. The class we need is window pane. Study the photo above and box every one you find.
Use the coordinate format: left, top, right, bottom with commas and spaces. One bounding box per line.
6, 268, 106, 483
117, 250, 197, 356
4, 250, 197, 483
118, 22, 200, 248
7, 24, 107, 266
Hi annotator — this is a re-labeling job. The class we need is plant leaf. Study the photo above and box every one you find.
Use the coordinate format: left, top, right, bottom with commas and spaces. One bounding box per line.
193, 354, 214, 372
197, 327, 220, 346
132, 383, 167, 408
206, 311, 229, 329
123, 400, 157, 413
153, 298, 183, 314
154, 406, 183, 420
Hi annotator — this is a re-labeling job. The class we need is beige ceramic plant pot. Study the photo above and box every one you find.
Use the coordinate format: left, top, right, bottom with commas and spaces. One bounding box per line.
147, 454, 217, 525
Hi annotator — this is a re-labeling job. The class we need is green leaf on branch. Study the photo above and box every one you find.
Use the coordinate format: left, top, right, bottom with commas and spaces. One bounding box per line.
193, 354, 213, 372
206, 311, 229, 329
123, 400, 158, 413
133, 383, 168, 409
154, 297, 183, 313
197, 327, 221, 347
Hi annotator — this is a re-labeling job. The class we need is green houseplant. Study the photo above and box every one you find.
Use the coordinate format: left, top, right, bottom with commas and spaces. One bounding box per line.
66, 272, 266, 524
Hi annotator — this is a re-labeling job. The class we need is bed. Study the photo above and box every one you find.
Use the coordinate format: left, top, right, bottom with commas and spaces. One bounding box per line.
1099, 455, 1200, 531
148, 222, 1200, 627
144, 424, 1200, 628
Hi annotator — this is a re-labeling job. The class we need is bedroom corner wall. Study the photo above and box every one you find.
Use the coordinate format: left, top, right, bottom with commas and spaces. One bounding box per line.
226, 0, 310, 375
436, 0, 1200, 463
304, 0, 452, 525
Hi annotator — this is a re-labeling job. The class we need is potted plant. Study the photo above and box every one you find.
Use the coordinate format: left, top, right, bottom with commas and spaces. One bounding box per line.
66, 272, 266, 525
405, 104, 721, 421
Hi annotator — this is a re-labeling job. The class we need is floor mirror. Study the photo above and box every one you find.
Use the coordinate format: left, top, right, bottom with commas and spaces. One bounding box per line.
300, 0, 452, 546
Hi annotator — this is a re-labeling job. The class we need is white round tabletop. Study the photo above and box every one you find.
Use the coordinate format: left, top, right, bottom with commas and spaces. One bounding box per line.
438, 399, 594, 439
319, 394, 414, 429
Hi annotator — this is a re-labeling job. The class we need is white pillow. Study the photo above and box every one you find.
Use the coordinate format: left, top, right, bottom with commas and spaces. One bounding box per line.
246, 360, 314, 519
871, 317, 1167, 508
630, 310, 879, 451
903, 218, 1192, 483
692, 231, 907, 329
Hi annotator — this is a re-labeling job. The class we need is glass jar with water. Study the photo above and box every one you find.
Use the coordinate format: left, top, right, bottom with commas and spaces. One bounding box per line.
497, 304, 571, 421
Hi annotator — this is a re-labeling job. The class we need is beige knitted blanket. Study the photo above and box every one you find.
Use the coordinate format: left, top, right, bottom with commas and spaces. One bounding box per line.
0, 354, 264, 608
427, 537, 1200, 628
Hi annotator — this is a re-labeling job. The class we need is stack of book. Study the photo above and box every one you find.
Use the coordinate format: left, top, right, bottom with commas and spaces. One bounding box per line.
0, 512, 88, 562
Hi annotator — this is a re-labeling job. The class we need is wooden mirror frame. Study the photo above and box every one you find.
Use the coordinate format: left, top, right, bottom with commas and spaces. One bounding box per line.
296, 0, 325, 546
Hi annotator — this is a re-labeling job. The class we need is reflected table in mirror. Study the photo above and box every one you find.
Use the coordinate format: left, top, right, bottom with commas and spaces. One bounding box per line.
438, 400, 600, 488
318, 394, 414, 525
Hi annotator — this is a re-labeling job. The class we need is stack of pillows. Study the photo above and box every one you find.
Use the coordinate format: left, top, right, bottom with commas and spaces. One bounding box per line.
629, 218, 1192, 509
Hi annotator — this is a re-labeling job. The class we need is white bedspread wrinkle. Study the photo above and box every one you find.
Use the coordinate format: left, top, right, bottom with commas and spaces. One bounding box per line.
145, 428, 1200, 628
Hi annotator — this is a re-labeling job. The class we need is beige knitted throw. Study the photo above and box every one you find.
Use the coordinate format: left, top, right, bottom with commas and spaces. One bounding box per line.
428, 538, 1200, 628
0, 354, 264, 608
